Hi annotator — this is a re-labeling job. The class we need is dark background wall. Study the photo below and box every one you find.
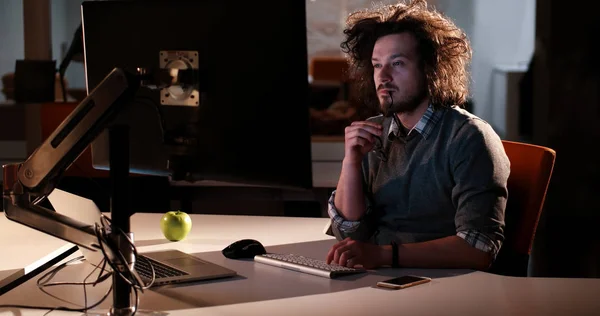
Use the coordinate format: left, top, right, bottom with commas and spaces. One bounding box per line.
527, 0, 600, 278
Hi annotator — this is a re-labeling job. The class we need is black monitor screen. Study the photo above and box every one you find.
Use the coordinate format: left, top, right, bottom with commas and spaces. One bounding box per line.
81, 0, 312, 190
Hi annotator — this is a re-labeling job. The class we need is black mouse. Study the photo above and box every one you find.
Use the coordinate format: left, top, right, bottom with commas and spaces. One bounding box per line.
222, 239, 267, 259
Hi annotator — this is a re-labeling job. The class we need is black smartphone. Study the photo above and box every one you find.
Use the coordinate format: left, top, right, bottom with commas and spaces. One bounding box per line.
376, 275, 431, 289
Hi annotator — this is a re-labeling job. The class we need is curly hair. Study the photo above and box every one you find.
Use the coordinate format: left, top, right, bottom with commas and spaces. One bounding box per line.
341, 0, 472, 109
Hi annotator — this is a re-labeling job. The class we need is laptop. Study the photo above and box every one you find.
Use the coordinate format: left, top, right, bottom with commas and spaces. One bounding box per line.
47, 189, 237, 286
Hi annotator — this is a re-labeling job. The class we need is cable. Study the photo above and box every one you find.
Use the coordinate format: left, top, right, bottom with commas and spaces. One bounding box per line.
57, 24, 83, 104
59, 71, 67, 103
33, 243, 112, 312
1, 258, 113, 314
93, 215, 151, 316
0, 209, 155, 315
135, 95, 167, 141
96, 215, 155, 290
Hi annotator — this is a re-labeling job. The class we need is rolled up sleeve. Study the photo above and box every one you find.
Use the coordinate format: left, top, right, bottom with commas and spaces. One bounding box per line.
327, 189, 377, 241
457, 230, 502, 259
451, 119, 510, 260
327, 190, 362, 233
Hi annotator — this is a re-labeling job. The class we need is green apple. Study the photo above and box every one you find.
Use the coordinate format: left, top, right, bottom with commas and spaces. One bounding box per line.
160, 210, 192, 241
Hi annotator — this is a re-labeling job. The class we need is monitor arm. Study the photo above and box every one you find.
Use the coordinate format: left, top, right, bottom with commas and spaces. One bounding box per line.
2, 67, 146, 314
2, 68, 140, 251
3, 53, 198, 314
2, 60, 197, 249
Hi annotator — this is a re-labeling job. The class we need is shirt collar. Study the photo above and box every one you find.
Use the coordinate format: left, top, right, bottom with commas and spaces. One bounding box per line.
388, 104, 444, 140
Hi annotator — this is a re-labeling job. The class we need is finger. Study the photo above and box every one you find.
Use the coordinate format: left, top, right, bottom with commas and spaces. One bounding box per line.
345, 257, 356, 268
347, 136, 371, 149
325, 237, 352, 264
346, 125, 383, 137
344, 125, 382, 135
326, 245, 338, 264
347, 129, 379, 144
348, 137, 376, 154
333, 245, 352, 265
346, 135, 378, 152
351, 121, 383, 129
326, 239, 349, 264
339, 250, 354, 267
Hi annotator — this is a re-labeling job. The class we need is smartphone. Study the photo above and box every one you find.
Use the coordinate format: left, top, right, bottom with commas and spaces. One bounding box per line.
376, 275, 431, 289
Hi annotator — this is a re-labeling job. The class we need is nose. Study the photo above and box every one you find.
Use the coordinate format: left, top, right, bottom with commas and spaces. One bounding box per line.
377, 64, 393, 83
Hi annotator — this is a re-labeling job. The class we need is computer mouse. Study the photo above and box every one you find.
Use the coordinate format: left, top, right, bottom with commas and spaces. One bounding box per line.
222, 239, 267, 259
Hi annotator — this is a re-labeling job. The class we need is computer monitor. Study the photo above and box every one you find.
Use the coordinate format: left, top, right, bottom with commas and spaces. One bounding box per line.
81, 0, 313, 190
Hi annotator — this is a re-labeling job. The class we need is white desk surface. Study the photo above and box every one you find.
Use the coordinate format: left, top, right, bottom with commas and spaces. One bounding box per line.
1, 212, 599, 316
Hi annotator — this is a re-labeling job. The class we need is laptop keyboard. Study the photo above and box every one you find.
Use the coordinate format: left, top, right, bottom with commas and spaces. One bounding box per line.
135, 255, 189, 279
254, 253, 365, 279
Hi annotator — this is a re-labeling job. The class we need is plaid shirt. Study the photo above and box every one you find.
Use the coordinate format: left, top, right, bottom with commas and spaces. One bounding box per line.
328, 104, 501, 259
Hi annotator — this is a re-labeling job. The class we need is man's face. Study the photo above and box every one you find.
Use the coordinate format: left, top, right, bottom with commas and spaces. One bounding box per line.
372, 32, 428, 116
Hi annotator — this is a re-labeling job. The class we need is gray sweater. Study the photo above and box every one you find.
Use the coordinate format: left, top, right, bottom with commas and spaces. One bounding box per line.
330, 105, 510, 250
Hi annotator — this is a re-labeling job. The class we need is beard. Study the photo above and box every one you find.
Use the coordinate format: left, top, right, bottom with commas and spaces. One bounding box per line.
378, 82, 428, 117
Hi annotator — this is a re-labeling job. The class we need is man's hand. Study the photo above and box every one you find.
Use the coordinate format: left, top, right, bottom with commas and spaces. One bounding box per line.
344, 121, 383, 164
326, 238, 385, 269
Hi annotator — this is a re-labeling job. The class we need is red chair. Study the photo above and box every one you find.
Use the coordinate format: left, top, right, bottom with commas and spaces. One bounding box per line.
490, 140, 556, 276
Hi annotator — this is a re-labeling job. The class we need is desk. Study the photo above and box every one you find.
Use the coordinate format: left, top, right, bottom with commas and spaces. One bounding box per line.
1, 213, 599, 315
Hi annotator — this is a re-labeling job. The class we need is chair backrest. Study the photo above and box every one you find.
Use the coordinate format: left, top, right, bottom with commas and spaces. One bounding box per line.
492, 140, 556, 275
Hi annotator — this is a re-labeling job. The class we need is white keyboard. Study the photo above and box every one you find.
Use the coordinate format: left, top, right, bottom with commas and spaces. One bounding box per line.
254, 253, 366, 279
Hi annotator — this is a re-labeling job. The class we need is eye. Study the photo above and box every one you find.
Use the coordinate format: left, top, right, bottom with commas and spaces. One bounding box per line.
393, 60, 405, 67
373, 63, 382, 69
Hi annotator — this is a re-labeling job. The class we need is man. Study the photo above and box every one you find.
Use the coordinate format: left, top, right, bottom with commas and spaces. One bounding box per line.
325, 0, 510, 271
